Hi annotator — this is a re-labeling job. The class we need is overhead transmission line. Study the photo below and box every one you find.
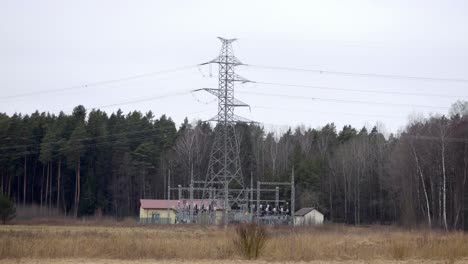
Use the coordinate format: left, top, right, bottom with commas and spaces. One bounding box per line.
0, 65, 198, 100
0, 125, 173, 151
250, 81, 468, 99
245, 64, 468, 83
49, 89, 192, 114
4, 60, 466, 101
0, 89, 193, 142
237, 91, 449, 110
250, 106, 406, 119
0, 105, 212, 151
0, 108, 213, 158
0, 133, 164, 159
85, 90, 192, 110
3, 59, 463, 149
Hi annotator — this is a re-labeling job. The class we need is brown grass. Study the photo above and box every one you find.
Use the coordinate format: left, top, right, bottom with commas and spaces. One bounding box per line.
2, 259, 468, 264
1, 223, 468, 262
3, 259, 468, 264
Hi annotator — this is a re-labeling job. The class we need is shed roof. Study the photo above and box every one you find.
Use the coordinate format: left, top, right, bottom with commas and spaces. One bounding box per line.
140, 199, 224, 210
294, 207, 320, 216
140, 199, 179, 209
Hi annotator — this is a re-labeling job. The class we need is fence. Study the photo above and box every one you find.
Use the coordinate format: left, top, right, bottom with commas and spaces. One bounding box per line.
139, 217, 171, 224
139, 213, 292, 225
255, 215, 292, 225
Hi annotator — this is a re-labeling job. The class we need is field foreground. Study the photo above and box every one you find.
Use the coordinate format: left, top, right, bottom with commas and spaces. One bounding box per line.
1, 224, 468, 263
2, 259, 468, 264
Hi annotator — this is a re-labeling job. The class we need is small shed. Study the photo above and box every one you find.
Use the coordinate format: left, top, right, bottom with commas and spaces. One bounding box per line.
294, 208, 324, 226
139, 199, 179, 224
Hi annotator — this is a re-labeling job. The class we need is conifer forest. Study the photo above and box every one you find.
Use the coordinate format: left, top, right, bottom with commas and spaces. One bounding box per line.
1, 102, 467, 230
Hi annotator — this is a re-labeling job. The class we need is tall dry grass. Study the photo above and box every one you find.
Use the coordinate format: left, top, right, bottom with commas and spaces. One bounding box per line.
0, 225, 234, 260
265, 225, 468, 262
1, 224, 468, 262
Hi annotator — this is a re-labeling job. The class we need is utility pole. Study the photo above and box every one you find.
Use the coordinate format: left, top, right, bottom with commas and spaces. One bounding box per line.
250, 171, 253, 215
190, 164, 194, 223
178, 185, 182, 202
291, 166, 295, 217
198, 37, 251, 224
257, 181, 260, 217
275, 186, 279, 210
167, 168, 171, 224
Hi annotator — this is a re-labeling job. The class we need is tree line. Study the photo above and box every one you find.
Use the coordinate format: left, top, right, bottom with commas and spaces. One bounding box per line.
0, 101, 467, 229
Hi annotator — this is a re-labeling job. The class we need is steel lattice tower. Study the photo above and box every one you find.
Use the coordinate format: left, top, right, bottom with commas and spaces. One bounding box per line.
200, 37, 250, 216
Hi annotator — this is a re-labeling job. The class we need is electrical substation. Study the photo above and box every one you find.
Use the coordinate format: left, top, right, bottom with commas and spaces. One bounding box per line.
164, 37, 296, 225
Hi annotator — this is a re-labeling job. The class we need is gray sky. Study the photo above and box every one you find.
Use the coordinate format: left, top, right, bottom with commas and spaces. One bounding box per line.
1, 0, 468, 134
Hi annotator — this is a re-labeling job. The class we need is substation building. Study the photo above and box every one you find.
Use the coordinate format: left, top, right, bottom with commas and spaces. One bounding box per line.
139, 198, 225, 224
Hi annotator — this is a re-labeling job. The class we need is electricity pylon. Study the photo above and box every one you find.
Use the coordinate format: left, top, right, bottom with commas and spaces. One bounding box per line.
198, 37, 251, 222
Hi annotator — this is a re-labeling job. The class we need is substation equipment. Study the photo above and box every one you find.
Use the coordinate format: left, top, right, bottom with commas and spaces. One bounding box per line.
167, 37, 295, 225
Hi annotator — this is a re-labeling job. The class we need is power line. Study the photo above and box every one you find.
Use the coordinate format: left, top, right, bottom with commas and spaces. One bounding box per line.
251, 81, 468, 99
403, 134, 468, 143
257, 122, 468, 143
0, 65, 198, 100
0, 107, 211, 150
247, 64, 468, 83
0, 89, 193, 142
250, 106, 406, 119
86, 90, 192, 110
0, 108, 213, 157
0, 133, 163, 159
4, 119, 467, 160
49, 89, 192, 114
238, 91, 450, 110
0, 125, 170, 151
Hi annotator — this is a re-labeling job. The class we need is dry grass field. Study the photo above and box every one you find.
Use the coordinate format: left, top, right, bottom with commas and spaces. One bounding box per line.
1, 223, 468, 263
1, 260, 467, 264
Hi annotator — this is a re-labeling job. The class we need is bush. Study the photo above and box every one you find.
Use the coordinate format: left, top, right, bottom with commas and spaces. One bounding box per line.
233, 223, 268, 259
0, 193, 15, 224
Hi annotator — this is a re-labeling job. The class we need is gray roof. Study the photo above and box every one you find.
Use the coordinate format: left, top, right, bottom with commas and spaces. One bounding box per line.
294, 207, 316, 216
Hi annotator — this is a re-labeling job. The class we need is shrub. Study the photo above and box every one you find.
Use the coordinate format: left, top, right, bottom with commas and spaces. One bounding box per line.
0, 193, 15, 224
233, 223, 268, 259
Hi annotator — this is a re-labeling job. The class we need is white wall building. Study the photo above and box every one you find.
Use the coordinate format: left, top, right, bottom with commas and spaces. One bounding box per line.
294, 208, 324, 226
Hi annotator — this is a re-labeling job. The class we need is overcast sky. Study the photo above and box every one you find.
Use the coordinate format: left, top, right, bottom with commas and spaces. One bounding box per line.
1, 0, 468, 134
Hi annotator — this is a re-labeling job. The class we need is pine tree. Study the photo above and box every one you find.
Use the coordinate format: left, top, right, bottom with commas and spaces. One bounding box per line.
65, 122, 87, 217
